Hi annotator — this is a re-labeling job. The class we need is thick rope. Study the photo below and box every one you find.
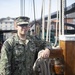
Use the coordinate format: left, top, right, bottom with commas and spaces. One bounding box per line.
33, 50, 52, 75
33, 58, 51, 75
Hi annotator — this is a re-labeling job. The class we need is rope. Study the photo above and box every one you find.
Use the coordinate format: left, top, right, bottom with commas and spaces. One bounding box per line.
46, 0, 51, 42
33, 50, 51, 75
42, 0, 45, 39
33, 58, 51, 75
33, 0, 36, 22
54, 0, 59, 47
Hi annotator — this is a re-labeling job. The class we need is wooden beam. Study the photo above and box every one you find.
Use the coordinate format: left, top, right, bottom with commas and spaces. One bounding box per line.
49, 48, 63, 58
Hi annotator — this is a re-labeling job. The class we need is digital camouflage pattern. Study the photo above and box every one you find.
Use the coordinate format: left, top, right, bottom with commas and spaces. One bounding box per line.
0, 34, 50, 75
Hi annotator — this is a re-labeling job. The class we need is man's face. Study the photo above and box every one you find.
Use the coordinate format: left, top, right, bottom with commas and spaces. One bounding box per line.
16, 24, 29, 35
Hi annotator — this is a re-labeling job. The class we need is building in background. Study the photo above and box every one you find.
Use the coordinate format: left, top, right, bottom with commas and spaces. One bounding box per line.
0, 17, 15, 41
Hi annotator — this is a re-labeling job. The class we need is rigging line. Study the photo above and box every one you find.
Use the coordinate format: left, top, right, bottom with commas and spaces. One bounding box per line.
40, 2, 43, 38
33, 0, 36, 22
48, 0, 51, 43
33, 0, 36, 34
21, 0, 25, 16
59, 0, 62, 46
64, 0, 67, 34
24, 0, 25, 16
40, 1, 43, 38
41, 1, 43, 21
42, 0, 45, 39
59, 0, 62, 35
23, 0, 24, 16
22, 0, 23, 16
46, 0, 51, 42
20, 0, 23, 16
29, 0, 32, 21
62, 0, 65, 35
54, 0, 59, 47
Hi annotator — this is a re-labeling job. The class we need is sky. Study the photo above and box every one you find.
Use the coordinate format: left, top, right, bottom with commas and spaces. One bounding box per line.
0, 0, 75, 21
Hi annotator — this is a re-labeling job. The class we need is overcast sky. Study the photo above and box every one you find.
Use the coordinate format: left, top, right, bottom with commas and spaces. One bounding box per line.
0, 0, 75, 21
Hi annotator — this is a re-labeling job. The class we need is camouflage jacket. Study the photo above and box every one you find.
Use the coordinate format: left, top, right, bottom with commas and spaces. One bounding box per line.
0, 34, 50, 75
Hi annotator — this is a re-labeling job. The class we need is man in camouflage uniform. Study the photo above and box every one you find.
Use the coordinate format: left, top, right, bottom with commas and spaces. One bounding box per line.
0, 16, 50, 75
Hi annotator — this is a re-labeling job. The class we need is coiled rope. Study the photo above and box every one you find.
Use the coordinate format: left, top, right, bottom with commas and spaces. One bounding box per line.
33, 58, 51, 75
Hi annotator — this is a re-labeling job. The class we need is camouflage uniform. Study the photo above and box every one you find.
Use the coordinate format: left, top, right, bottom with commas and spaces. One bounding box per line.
0, 34, 50, 75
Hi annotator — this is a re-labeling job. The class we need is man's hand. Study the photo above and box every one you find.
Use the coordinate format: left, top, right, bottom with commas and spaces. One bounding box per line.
38, 48, 50, 59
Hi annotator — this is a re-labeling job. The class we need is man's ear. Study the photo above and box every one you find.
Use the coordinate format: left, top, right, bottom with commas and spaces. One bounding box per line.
14, 21, 18, 30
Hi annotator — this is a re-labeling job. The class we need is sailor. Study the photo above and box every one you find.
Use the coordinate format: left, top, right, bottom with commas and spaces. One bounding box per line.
0, 16, 51, 75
